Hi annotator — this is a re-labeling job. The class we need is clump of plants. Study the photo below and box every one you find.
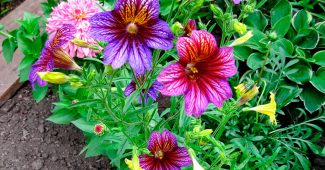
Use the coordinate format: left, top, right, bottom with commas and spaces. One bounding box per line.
1, 0, 325, 169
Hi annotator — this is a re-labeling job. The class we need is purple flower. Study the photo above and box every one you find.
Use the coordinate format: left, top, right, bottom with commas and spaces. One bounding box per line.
89, 0, 174, 74
139, 130, 192, 170
29, 24, 80, 89
233, 0, 242, 4
124, 75, 163, 103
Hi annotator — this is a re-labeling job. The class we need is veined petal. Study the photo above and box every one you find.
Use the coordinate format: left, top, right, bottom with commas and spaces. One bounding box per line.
89, 11, 124, 42
115, 0, 159, 24
29, 50, 54, 89
183, 19, 196, 37
165, 147, 192, 167
184, 83, 209, 117
139, 155, 156, 170
157, 63, 189, 96
177, 37, 198, 64
197, 47, 237, 78
143, 20, 174, 50
51, 47, 81, 71
199, 76, 233, 107
47, 24, 76, 49
148, 130, 178, 153
190, 30, 218, 61
128, 40, 152, 74
124, 81, 136, 96
103, 38, 129, 69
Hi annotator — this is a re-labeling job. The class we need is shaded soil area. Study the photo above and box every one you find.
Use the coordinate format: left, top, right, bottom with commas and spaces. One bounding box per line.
310, 136, 325, 170
0, 85, 110, 170
0, 0, 25, 18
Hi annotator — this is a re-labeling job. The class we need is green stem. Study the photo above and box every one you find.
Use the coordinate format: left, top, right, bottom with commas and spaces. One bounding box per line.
256, 47, 270, 85
213, 108, 237, 140
0, 31, 13, 39
255, 80, 267, 123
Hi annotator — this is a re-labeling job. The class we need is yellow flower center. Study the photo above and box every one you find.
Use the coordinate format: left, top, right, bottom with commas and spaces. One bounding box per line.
186, 63, 199, 80
73, 9, 86, 19
154, 151, 164, 160
127, 23, 138, 34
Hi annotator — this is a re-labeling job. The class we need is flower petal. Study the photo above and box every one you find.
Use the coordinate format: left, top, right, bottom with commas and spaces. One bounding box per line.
103, 38, 129, 69
139, 155, 156, 170
199, 76, 233, 107
128, 40, 152, 74
89, 11, 124, 42
184, 83, 209, 117
148, 130, 178, 153
157, 63, 189, 96
115, 0, 159, 24
190, 30, 218, 61
47, 24, 76, 49
177, 36, 198, 64
165, 147, 192, 167
196, 47, 237, 78
29, 50, 54, 89
183, 19, 196, 37
51, 47, 81, 71
142, 20, 174, 50
124, 81, 136, 96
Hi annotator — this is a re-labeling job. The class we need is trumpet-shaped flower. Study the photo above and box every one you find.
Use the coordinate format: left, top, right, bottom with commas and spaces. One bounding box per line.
29, 24, 80, 89
248, 92, 277, 125
139, 130, 192, 170
124, 75, 163, 103
89, 0, 174, 74
157, 30, 237, 117
46, 0, 100, 58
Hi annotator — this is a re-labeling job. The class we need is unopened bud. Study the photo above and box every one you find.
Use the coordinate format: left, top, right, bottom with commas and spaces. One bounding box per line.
37, 72, 70, 84
230, 31, 253, 46
233, 20, 247, 34
244, 5, 255, 13
237, 84, 259, 106
171, 22, 184, 35
94, 123, 107, 136
70, 82, 83, 87
71, 38, 99, 50
210, 4, 223, 18
198, 129, 213, 137
105, 65, 114, 75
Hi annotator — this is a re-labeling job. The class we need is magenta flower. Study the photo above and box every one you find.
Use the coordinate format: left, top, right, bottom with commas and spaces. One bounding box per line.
157, 30, 237, 117
124, 75, 163, 103
183, 19, 197, 37
139, 130, 192, 170
29, 24, 80, 89
233, 0, 242, 4
89, 0, 174, 74
46, 0, 100, 58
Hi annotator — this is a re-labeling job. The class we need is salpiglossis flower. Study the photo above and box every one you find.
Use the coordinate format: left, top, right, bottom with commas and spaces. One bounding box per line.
158, 30, 237, 117
183, 19, 197, 37
124, 75, 163, 104
29, 24, 80, 89
89, 0, 174, 74
139, 130, 192, 170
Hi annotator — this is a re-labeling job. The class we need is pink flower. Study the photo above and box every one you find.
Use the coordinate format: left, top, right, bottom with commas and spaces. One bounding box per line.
46, 0, 100, 58
157, 30, 237, 117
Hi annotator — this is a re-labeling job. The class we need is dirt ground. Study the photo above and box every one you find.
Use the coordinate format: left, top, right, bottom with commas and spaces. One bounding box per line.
0, 85, 110, 170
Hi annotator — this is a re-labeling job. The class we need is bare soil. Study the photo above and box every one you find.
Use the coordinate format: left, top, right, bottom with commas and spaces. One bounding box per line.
0, 85, 110, 170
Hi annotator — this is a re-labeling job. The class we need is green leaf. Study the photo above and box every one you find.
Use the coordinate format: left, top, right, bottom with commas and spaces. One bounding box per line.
313, 51, 325, 66
285, 61, 312, 84
47, 110, 78, 124
276, 86, 302, 109
272, 15, 291, 37
292, 10, 311, 32
233, 46, 252, 61
293, 28, 319, 49
294, 152, 310, 170
18, 55, 36, 71
315, 21, 325, 36
244, 10, 268, 31
247, 53, 265, 70
273, 38, 294, 55
311, 67, 325, 93
32, 85, 48, 103
72, 118, 96, 133
300, 85, 325, 113
2, 38, 17, 64
15, 12, 40, 35
271, 0, 292, 26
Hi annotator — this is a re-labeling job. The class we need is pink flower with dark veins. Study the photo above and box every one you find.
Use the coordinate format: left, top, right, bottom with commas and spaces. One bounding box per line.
46, 0, 100, 58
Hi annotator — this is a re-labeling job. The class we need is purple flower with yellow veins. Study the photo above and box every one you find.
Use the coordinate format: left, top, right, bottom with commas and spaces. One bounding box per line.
124, 75, 163, 104
89, 0, 174, 74
139, 130, 192, 170
29, 24, 81, 89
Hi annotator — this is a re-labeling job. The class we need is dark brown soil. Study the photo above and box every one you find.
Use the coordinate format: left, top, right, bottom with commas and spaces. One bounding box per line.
0, 0, 25, 18
310, 136, 325, 170
0, 85, 110, 170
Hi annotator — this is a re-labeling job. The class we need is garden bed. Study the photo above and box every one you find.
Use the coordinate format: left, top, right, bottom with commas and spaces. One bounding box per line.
0, 85, 110, 169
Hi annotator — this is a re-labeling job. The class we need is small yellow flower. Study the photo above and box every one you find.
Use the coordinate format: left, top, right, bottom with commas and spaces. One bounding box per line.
125, 158, 143, 170
249, 92, 277, 125
234, 83, 246, 96
37, 72, 70, 84
230, 31, 253, 47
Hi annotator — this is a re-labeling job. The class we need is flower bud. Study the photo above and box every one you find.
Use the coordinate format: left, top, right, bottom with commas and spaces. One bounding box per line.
37, 72, 70, 84
93, 123, 107, 136
171, 22, 184, 35
71, 99, 78, 104
268, 31, 278, 41
105, 65, 114, 75
230, 31, 253, 46
237, 84, 259, 106
210, 4, 223, 18
70, 82, 83, 87
244, 4, 255, 13
233, 20, 247, 34
71, 38, 99, 50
